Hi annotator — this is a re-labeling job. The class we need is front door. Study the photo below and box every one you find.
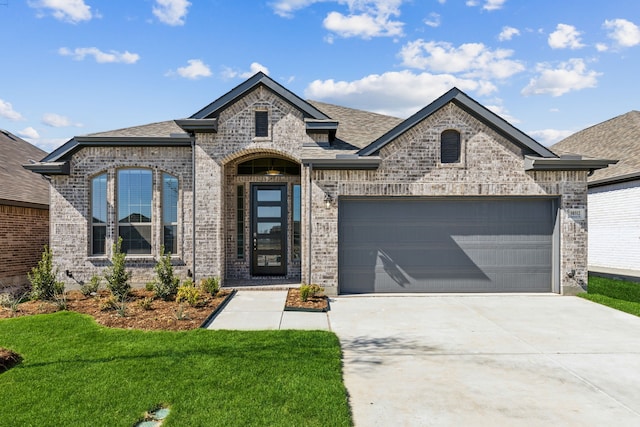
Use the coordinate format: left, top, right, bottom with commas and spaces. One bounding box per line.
251, 184, 287, 276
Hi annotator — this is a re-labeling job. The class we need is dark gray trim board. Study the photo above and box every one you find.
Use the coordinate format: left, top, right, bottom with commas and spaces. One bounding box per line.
589, 171, 640, 188
23, 161, 70, 175
41, 136, 193, 163
524, 156, 616, 172
301, 157, 381, 170
175, 118, 218, 133
358, 87, 557, 158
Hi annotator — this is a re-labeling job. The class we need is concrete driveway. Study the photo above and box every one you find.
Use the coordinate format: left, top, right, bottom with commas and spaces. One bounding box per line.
328, 295, 640, 426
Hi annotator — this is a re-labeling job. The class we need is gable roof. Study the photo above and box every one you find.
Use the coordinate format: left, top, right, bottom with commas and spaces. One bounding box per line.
358, 87, 557, 158
191, 72, 330, 120
551, 111, 640, 185
0, 130, 49, 208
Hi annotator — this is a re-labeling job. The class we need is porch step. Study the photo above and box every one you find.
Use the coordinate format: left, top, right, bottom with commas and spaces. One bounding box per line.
223, 278, 300, 291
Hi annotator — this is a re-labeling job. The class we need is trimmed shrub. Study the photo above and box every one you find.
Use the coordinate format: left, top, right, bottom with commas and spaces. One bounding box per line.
200, 277, 220, 296
153, 246, 180, 301
28, 245, 64, 301
80, 275, 101, 297
299, 284, 324, 302
104, 237, 131, 299
176, 279, 201, 307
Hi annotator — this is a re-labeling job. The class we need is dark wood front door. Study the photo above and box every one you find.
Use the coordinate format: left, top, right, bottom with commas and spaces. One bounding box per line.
251, 184, 287, 276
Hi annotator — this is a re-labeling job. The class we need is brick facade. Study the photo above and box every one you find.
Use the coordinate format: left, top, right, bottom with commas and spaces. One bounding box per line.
46, 82, 589, 296
0, 204, 49, 289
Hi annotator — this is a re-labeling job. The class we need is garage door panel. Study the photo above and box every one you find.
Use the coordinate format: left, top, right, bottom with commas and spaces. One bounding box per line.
339, 198, 555, 293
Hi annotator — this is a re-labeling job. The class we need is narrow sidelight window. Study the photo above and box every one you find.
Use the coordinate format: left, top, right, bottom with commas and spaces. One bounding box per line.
255, 110, 268, 137
293, 184, 301, 260
91, 173, 107, 255
162, 173, 178, 254
237, 185, 245, 259
441, 130, 461, 164
117, 169, 152, 254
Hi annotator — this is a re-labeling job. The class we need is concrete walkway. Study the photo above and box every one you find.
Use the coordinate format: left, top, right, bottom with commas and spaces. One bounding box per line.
205, 290, 330, 330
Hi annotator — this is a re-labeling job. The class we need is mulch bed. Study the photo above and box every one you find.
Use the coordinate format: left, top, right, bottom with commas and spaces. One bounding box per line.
1, 287, 328, 330
0, 347, 22, 373
0, 289, 233, 331
285, 288, 329, 312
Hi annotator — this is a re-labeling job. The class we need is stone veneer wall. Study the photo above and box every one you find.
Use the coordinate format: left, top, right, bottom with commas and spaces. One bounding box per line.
50, 146, 193, 289
305, 103, 588, 295
0, 204, 49, 291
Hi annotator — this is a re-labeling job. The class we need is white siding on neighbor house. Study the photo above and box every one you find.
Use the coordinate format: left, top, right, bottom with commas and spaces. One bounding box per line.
588, 180, 640, 274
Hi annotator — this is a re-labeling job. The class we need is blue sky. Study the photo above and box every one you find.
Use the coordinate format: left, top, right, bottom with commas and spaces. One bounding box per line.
1, 0, 639, 153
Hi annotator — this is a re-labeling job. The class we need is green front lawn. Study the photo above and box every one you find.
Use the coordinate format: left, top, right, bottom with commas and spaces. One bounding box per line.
0, 312, 352, 426
579, 276, 640, 317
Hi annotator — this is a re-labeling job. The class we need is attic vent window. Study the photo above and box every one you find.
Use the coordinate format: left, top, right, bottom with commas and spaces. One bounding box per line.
441, 130, 461, 164
255, 111, 269, 137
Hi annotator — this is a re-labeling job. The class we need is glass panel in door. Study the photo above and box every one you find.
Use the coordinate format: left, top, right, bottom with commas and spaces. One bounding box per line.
251, 184, 287, 275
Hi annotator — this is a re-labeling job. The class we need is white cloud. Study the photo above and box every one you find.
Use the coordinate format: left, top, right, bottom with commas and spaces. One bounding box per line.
424, 12, 440, 28
498, 26, 520, 41
482, 0, 506, 11
522, 58, 601, 97
270, 0, 321, 18
0, 99, 25, 121
304, 70, 497, 117
153, 0, 191, 26
603, 18, 640, 48
28, 0, 93, 23
271, 0, 405, 39
32, 138, 69, 153
168, 59, 212, 80
485, 104, 520, 124
399, 40, 525, 80
548, 24, 585, 49
221, 62, 270, 79
595, 43, 608, 52
466, 0, 506, 11
529, 129, 574, 146
42, 113, 81, 128
17, 127, 40, 139
58, 47, 140, 64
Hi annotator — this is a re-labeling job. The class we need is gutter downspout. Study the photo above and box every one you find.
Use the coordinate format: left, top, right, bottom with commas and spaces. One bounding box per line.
307, 163, 313, 284
191, 133, 197, 284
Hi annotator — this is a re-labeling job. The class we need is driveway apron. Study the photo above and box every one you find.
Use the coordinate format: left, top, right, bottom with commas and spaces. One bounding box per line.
328, 295, 640, 427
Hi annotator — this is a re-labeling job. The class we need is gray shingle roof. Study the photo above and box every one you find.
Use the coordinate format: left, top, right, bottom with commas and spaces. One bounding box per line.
551, 111, 640, 183
88, 120, 183, 138
308, 100, 403, 149
0, 130, 49, 207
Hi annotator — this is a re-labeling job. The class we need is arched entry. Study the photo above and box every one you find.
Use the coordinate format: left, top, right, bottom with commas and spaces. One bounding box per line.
224, 154, 302, 281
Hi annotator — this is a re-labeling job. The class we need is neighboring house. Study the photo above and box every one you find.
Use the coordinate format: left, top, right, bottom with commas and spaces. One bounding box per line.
25, 73, 613, 295
552, 111, 639, 280
0, 130, 49, 291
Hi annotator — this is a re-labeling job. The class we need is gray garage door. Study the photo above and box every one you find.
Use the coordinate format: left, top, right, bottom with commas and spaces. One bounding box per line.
339, 198, 557, 293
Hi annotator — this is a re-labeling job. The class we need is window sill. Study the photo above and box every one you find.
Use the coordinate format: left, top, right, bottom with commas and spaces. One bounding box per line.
253, 136, 272, 143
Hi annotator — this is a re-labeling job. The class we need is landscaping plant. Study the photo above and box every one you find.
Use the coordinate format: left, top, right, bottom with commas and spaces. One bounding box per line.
153, 246, 180, 301
80, 275, 102, 297
200, 276, 220, 296
28, 245, 64, 301
176, 279, 201, 307
104, 237, 131, 299
300, 284, 324, 302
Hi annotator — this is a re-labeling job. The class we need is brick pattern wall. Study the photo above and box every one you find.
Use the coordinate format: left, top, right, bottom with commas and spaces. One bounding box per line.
306, 103, 588, 295
48, 93, 589, 296
0, 204, 49, 289
195, 86, 312, 282
49, 146, 192, 289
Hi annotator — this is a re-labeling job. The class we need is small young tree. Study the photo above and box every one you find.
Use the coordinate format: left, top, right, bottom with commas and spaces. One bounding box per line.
28, 245, 64, 301
153, 246, 180, 301
104, 237, 131, 299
